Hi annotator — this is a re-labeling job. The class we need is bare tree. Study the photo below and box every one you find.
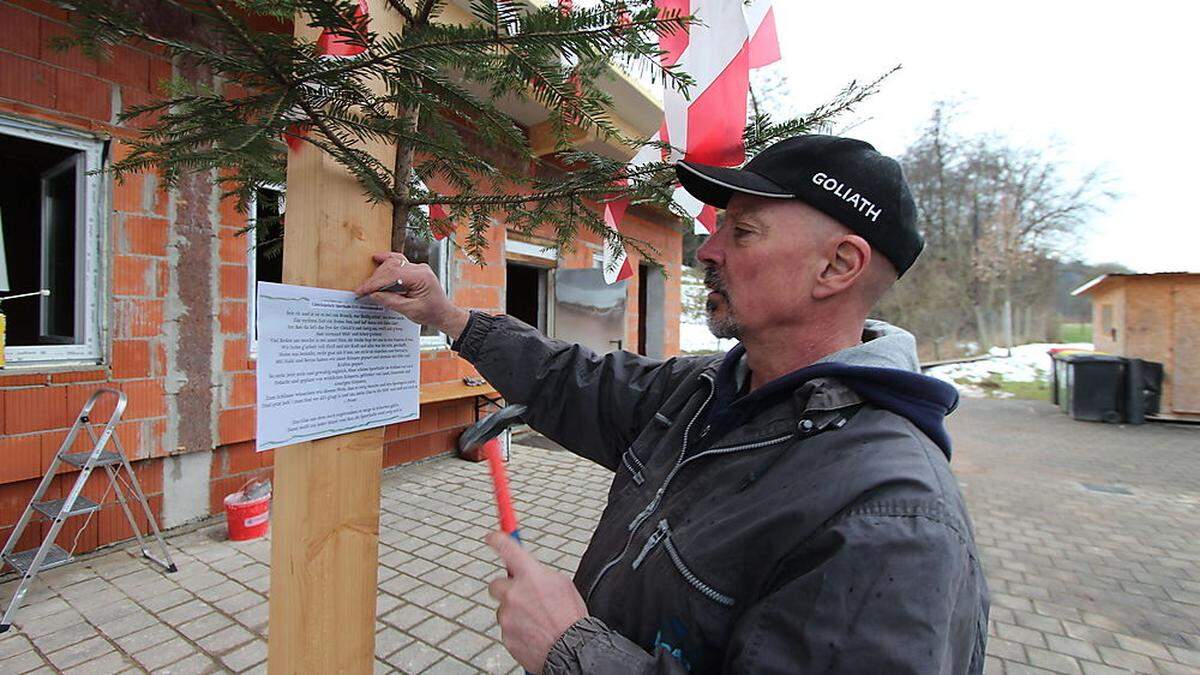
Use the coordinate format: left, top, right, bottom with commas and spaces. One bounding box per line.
875, 101, 1116, 356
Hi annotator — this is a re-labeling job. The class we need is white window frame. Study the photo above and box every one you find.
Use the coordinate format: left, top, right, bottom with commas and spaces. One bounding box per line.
246, 184, 284, 358
0, 116, 105, 366
416, 235, 453, 351
246, 188, 452, 355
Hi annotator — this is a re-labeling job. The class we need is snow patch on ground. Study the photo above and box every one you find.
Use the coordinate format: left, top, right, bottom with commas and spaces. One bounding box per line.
680, 271, 738, 353
680, 321, 738, 354
925, 342, 1093, 398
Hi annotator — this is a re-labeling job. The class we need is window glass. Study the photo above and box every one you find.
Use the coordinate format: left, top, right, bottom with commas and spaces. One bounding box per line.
248, 192, 451, 351
402, 225, 447, 341
0, 122, 100, 364
41, 155, 79, 342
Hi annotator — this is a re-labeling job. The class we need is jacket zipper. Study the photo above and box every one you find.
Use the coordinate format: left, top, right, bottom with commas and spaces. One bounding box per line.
631, 519, 669, 568
586, 375, 715, 603
632, 519, 736, 607
626, 432, 794, 535
585, 374, 794, 603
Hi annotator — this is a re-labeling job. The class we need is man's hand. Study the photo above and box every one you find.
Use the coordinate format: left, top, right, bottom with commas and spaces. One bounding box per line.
486, 531, 588, 674
354, 251, 470, 340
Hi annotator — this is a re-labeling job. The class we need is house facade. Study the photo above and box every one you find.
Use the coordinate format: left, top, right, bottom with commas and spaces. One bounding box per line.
0, 0, 683, 556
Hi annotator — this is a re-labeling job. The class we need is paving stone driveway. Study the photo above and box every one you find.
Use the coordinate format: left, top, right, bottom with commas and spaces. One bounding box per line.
0, 396, 1196, 673
0, 448, 608, 674
949, 398, 1200, 674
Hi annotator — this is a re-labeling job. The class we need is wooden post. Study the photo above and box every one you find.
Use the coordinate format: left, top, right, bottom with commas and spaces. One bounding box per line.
267, 3, 402, 671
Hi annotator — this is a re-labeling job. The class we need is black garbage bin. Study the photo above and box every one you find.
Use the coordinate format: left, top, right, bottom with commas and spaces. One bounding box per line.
1124, 358, 1164, 424
1059, 354, 1127, 423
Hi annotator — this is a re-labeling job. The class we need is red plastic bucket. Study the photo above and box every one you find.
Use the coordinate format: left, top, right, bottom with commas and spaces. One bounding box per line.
224, 483, 271, 541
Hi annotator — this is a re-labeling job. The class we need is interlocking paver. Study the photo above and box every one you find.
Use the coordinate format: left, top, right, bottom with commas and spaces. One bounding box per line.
949, 399, 1200, 673
62, 650, 130, 675
221, 638, 267, 672
428, 655, 481, 674
112, 623, 175, 653
1044, 634, 1100, 662
36, 621, 100, 655
45, 636, 113, 670
1167, 645, 1200, 667
5, 649, 48, 673
390, 640, 444, 673
137, 587, 193, 613
383, 603, 434, 631
996, 622, 1048, 649
233, 601, 270, 630
375, 627, 415, 659
428, 593, 473, 621
1078, 661, 1128, 675
163, 652, 217, 674
409, 615, 459, 645
1024, 646, 1081, 674
97, 608, 159, 640
133, 637, 196, 671
197, 623, 255, 653
176, 611, 233, 641
441, 629, 493, 662
157, 599, 210, 626
1013, 610, 1065, 636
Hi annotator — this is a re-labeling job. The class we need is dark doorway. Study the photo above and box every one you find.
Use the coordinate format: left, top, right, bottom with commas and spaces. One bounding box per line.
0, 132, 83, 346
506, 262, 547, 333
637, 263, 665, 358
638, 265, 649, 355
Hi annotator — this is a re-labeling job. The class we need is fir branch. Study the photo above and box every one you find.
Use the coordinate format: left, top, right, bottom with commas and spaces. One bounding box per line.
205, 0, 391, 197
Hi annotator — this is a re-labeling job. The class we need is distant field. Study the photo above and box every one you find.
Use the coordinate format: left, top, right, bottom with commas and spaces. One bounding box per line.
1058, 322, 1092, 343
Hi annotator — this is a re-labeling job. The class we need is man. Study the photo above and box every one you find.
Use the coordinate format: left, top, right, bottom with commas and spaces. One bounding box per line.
356, 135, 989, 673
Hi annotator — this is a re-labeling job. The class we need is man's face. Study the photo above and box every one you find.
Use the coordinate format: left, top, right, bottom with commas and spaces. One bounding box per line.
695, 195, 830, 340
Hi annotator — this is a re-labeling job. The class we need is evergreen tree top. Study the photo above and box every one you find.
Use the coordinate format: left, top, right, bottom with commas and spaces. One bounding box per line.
60, 0, 890, 263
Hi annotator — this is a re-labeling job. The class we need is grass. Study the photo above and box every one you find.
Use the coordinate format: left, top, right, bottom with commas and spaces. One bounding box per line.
955, 372, 1052, 401
1058, 322, 1092, 343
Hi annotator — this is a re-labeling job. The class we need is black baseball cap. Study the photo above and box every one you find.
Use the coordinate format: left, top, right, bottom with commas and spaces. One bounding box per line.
676, 135, 922, 276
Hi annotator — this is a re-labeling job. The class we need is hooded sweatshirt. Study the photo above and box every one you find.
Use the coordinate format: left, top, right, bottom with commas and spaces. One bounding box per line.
702, 319, 959, 458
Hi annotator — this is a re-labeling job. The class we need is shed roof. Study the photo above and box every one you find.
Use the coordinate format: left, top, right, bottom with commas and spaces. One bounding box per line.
1071, 272, 1200, 297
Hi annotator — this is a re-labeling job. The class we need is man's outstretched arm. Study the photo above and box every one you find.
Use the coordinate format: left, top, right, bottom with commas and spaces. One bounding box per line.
356, 252, 695, 471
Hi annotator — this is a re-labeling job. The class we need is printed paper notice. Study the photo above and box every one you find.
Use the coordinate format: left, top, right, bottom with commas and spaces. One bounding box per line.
255, 282, 420, 452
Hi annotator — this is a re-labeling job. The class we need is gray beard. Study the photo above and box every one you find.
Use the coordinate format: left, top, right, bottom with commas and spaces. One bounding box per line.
703, 266, 741, 339
706, 297, 742, 339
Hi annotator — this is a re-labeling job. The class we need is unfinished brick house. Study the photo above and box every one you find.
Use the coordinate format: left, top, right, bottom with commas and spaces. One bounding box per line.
0, 0, 683, 557
1072, 272, 1200, 422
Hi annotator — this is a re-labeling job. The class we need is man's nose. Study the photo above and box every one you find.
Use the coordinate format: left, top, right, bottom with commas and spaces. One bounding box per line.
695, 230, 722, 267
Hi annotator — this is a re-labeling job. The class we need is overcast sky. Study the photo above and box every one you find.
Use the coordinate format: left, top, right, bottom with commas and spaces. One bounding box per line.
768, 0, 1198, 273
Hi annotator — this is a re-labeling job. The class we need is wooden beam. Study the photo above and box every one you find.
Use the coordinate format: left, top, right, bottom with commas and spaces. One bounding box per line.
528, 114, 649, 162
528, 118, 587, 157
267, 3, 403, 672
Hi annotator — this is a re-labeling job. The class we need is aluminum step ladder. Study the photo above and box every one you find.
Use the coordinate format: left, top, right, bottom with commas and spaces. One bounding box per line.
0, 388, 176, 632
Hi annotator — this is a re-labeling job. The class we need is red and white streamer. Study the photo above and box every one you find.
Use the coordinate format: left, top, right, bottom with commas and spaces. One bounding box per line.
601, 180, 634, 284
603, 0, 781, 269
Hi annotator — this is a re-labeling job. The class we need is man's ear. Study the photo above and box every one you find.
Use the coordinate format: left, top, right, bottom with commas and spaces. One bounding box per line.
812, 235, 871, 300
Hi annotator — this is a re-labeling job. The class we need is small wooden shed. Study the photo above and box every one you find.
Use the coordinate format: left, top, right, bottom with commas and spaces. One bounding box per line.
1072, 272, 1200, 421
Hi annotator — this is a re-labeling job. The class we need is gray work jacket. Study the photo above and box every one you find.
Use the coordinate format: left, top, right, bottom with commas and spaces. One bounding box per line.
453, 313, 989, 674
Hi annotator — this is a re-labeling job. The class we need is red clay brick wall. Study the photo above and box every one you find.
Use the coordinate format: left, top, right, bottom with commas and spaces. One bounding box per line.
0, 0, 175, 558
0, 0, 682, 559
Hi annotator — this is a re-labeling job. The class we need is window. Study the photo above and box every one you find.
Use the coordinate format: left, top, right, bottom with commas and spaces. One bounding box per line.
246, 185, 284, 356
400, 223, 452, 349
247, 190, 452, 353
0, 117, 104, 365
